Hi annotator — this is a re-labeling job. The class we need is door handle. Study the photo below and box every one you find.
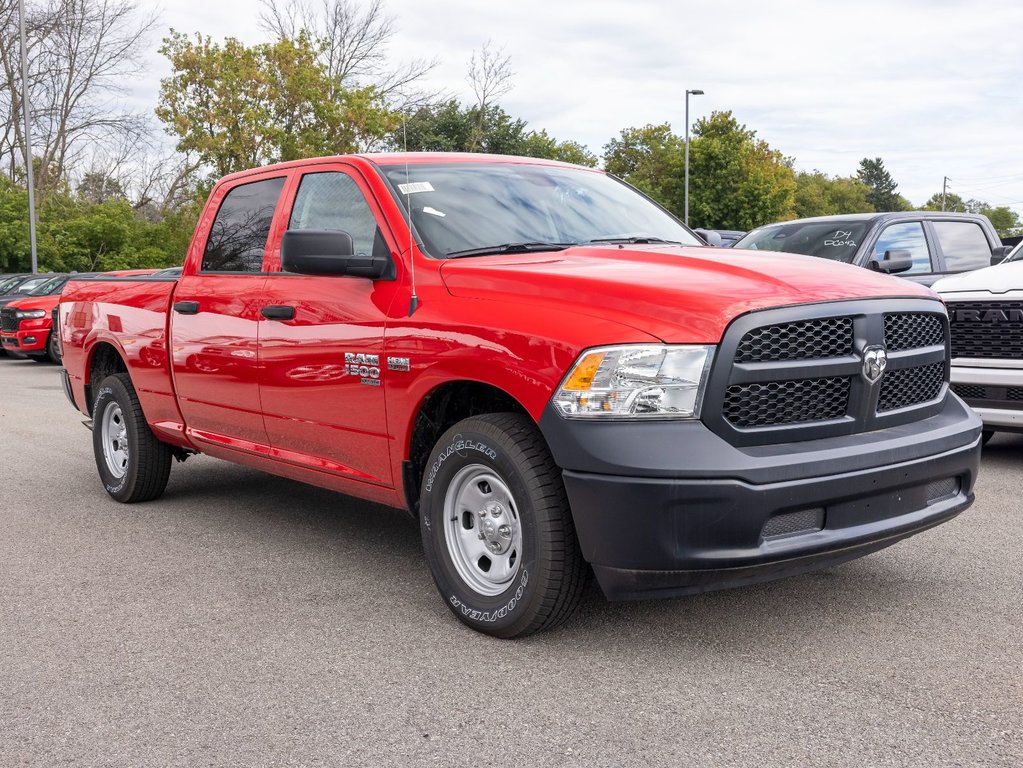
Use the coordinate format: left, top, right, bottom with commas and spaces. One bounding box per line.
261, 305, 295, 321
173, 301, 199, 315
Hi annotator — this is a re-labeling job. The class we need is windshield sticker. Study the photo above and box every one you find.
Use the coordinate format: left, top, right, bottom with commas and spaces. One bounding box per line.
398, 181, 434, 194
825, 230, 856, 247
422, 206, 446, 217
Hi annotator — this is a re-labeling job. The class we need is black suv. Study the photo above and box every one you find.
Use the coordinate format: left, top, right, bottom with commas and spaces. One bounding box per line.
732, 212, 1009, 286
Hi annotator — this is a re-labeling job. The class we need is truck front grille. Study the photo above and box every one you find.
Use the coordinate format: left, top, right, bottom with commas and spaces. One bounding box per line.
951, 383, 1023, 406
703, 300, 949, 446
735, 317, 852, 363
948, 300, 1023, 358
724, 377, 849, 427
884, 312, 945, 351
0, 308, 17, 333
877, 362, 944, 412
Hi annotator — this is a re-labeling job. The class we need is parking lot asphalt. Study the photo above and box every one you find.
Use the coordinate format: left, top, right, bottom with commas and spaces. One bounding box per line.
1, 358, 1020, 767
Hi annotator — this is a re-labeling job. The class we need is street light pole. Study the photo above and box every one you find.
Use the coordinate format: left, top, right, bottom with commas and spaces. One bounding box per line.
684, 88, 704, 226
17, 0, 38, 274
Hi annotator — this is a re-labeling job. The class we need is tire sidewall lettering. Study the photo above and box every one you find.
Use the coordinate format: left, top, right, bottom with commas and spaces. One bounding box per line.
423, 433, 498, 494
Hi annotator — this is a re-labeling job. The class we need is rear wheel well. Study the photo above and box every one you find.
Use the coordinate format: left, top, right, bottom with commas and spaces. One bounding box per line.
405, 382, 530, 516
86, 343, 128, 413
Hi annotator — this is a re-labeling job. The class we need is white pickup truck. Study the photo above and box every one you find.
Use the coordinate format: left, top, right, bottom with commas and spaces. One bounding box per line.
933, 245, 1023, 441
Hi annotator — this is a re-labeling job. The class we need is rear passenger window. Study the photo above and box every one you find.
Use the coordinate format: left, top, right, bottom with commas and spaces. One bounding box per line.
202, 177, 286, 272
932, 221, 992, 272
874, 222, 931, 274
288, 172, 382, 258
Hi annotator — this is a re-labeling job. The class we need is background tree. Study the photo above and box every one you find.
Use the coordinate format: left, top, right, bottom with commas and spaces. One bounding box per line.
687, 111, 796, 230
0, 0, 153, 191
602, 123, 685, 208
156, 31, 396, 178
794, 171, 874, 218
258, 0, 436, 110
857, 157, 909, 212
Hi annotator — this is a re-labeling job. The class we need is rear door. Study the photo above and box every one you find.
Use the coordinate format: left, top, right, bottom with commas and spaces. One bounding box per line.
258, 164, 401, 487
170, 174, 286, 450
927, 219, 998, 279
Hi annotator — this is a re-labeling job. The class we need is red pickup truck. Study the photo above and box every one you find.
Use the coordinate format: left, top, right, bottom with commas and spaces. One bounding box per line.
58, 153, 982, 637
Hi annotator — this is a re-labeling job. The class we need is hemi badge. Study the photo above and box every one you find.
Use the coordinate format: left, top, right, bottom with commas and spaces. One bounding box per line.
387, 357, 411, 372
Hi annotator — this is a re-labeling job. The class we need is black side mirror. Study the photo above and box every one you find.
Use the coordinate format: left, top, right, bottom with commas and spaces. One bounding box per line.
870, 248, 914, 274
990, 245, 1013, 265
281, 230, 395, 279
694, 228, 723, 246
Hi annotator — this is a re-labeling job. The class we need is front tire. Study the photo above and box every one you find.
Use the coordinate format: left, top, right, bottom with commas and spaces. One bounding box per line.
92, 373, 172, 502
419, 413, 586, 638
46, 328, 61, 364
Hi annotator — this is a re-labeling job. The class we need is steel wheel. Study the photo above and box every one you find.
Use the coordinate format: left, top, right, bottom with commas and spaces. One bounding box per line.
443, 463, 523, 597
100, 401, 129, 479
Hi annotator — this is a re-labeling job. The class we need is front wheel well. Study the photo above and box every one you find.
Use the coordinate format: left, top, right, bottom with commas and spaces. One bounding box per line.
404, 381, 531, 516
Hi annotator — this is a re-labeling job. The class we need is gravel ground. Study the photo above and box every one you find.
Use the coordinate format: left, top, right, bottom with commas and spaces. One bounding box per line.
1, 358, 1020, 767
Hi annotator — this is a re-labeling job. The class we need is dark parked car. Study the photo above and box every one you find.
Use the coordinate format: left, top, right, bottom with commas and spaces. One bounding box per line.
732, 212, 1009, 286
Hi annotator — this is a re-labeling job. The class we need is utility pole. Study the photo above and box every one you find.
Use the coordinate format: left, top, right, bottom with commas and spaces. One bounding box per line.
18, 0, 38, 273
941, 176, 949, 212
684, 88, 704, 226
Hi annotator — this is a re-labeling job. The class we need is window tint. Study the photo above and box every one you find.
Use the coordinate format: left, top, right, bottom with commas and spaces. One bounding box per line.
289, 172, 381, 258
932, 221, 992, 271
202, 177, 286, 272
733, 221, 870, 263
873, 222, 931, 274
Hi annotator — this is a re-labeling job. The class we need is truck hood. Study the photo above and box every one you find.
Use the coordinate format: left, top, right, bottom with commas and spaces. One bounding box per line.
931, 260, 1023, 295
4, 294, 60, 311
440, 245, 935, 342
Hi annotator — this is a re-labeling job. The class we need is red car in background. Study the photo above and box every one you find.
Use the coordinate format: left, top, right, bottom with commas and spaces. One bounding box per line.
2, 270, 157, 363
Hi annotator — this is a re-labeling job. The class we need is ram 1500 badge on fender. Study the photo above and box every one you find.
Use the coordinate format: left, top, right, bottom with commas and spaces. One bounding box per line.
57, 153, 982, 638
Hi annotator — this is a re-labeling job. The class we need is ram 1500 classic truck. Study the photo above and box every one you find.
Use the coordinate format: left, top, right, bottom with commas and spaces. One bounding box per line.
933, 252, 1023, 441
57, 153, 982, 637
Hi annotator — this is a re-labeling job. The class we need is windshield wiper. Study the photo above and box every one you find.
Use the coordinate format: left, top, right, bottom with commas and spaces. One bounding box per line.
445, 242, 575, 259
588, 236, 683, 245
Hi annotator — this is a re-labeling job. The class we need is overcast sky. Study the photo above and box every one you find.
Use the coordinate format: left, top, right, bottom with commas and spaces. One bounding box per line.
134, 0, 1023, 214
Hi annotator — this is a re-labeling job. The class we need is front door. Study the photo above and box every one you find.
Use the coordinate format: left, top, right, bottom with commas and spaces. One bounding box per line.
258, 165, 401, 486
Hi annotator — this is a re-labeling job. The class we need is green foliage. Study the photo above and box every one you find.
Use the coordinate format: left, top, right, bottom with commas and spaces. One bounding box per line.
396, 100, 597, 166
981, 206, 1021, 237
0, 177, 193, 273
604, 113, 796, 230
857, 157, 908, 211
794, 171, 874, 218
156, 31, 396, 178
602, 124, 685, 208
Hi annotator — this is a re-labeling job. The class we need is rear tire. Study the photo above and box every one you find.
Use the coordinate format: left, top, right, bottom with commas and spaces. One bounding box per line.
91, 373, 172, 502
419, 413, 586, 638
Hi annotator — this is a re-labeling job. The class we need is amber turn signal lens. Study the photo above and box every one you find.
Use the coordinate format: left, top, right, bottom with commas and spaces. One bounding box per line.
562, 351, 606, 391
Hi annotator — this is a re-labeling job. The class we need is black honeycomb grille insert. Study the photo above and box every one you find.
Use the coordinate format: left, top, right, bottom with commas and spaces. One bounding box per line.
948, 301, 1023, 358
884, 313, 944, 351
0, 308, 16, 333
952, 384, 987, 400
723, 377, 850, 427
734, 317, 853, 363
877, 363, 944, 412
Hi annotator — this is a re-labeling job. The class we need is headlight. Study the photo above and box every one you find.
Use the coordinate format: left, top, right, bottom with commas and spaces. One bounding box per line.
15, 309, 46, 319
552, 344, 715, 419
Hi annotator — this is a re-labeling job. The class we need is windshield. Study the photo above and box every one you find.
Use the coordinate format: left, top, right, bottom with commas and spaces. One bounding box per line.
733, 220, 871, 263
10, 276, 48, 294
379, 162, 703, 258
0, 276, 25, 293
1006, 242, 1023, 262
28, 275, 68, 296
